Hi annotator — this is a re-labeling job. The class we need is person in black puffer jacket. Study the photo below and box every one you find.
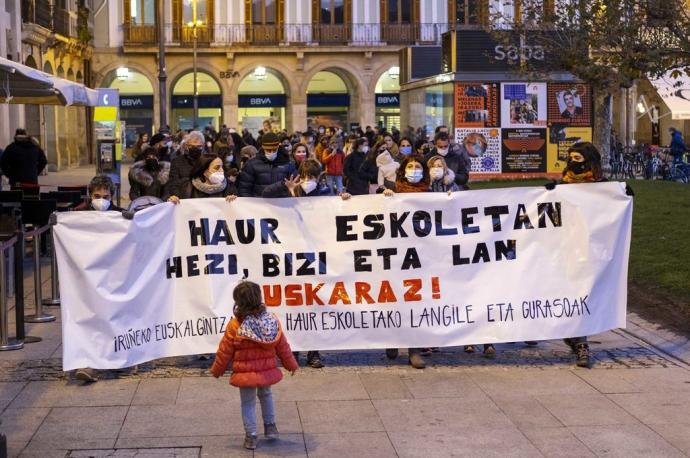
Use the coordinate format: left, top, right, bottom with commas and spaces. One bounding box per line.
237, 132, 297, 197
1, 128, 47, 186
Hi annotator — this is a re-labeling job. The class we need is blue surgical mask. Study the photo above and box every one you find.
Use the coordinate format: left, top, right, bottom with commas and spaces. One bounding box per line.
400, 146, 412, 156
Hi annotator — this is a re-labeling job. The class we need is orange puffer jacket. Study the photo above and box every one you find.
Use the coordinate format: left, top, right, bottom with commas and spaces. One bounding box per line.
210, 311, 298, 387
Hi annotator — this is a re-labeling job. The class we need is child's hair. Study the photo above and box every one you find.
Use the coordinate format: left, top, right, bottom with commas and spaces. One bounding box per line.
299, 158, 322, 179
232, 281, 266, 320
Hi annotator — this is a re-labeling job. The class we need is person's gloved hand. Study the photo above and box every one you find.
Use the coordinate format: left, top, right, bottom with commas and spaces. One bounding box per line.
545, 180, 557, 190
625, 184, 635, 197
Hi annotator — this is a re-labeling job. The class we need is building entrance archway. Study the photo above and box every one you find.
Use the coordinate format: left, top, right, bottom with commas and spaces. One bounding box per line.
171, 71, 222, 131
238, 67, 288, 136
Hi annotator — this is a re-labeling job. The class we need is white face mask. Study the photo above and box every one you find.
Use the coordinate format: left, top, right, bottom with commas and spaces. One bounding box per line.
208, 171, 225, 185
430, 167, 444, 180
91, 198, 111, 211
300, 179, 317, 194
405, 169, 423, 183
360, 145, 369, 153
437, 147, 449, 157
265, 151, 278, 161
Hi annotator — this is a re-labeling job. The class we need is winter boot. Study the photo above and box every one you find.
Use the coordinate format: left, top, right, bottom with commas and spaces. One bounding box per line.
306, 351, 324, 368
264, 423, 279, 440
483, 344, 496, 358
243, 434, 258, 450
385, 348, 399, 359
575, 343, 591, 368
408, 351, 426, 369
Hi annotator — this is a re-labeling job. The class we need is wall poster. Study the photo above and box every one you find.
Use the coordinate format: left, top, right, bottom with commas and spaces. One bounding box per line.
454, 83, 499, 128
455, 128, 502, 173
501, 83, 548, 128
501, 128, 547, 172
548, 83, 592, 126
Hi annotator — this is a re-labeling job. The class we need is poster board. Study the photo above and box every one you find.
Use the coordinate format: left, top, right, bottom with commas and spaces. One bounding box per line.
454, 83, 499, 128
455, 128, 502, 173
501, 128, 547, 172
501, 83, 548, 128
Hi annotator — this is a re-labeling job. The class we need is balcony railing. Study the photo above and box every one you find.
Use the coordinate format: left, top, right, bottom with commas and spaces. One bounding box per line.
122, 23, 450, 47
123, 24, 157, 44
21, 0, 53, 30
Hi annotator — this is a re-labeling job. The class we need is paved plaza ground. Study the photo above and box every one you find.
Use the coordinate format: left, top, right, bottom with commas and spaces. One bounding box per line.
0, 166, 687, 457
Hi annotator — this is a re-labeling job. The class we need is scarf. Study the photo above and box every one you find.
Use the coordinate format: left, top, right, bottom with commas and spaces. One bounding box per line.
562, 170, 595, 184
191, 177, 227, 195
396, 179, 429, 193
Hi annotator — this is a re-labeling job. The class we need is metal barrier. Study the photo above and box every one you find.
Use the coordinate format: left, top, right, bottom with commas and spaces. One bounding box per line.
24, 223, 55, 323
41, 226, 60, 306
0, 233, 23, 351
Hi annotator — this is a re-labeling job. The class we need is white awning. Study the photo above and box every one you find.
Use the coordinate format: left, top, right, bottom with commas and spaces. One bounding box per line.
0, 56, 99, 106
650, 72, 690, 120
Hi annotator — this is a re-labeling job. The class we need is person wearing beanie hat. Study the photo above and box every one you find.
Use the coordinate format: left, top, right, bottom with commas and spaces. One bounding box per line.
237, 132, 297, 197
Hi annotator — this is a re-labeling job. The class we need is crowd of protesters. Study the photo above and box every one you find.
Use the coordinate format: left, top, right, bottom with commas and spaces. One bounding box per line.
58, 118, 604, 384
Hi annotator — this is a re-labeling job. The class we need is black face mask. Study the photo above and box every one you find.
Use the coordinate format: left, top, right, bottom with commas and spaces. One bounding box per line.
144, 158, 159, 171
568, 161, 588, 174
187, 146, 204, 160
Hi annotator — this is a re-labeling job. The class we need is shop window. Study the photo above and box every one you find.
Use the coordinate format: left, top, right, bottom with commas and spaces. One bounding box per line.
487, 0, 556, 26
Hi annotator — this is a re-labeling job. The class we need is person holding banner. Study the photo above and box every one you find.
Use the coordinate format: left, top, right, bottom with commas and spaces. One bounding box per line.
262, 159, 351, 368
382, 156, 431, 369
211, 281, 298, 450
550, 141, 623, 367
73, 175, 124, 382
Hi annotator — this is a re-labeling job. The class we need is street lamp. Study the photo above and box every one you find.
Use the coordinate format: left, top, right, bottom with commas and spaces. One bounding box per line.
188, 18, 203, 129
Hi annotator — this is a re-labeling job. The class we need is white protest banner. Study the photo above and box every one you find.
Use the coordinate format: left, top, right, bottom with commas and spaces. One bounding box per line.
54, 183, 632, 370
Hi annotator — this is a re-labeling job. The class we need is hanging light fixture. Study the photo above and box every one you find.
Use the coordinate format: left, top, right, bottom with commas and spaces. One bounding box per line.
388, 66, 400, 79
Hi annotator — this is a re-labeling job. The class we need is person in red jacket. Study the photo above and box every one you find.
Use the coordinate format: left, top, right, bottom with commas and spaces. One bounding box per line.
210, 281, 298, 450
322, 136, 345, 195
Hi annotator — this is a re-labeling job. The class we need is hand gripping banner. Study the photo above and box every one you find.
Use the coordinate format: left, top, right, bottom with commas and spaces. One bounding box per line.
54, 182, 632, 370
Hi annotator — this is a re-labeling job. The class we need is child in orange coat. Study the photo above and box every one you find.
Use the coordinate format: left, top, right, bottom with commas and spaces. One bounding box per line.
211, 281, 299, 450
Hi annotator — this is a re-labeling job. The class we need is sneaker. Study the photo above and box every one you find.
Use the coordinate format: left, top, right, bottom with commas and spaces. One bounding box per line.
75, 368, 98, 383
464, 345, 475, 353
575, 344, 591, 368
483, 344, 496, 358
408, 352, 426, 369
306, 351, 324, 368
243, 433, 258, 450
264, 423, 279, 440
385, 348, 399, 359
